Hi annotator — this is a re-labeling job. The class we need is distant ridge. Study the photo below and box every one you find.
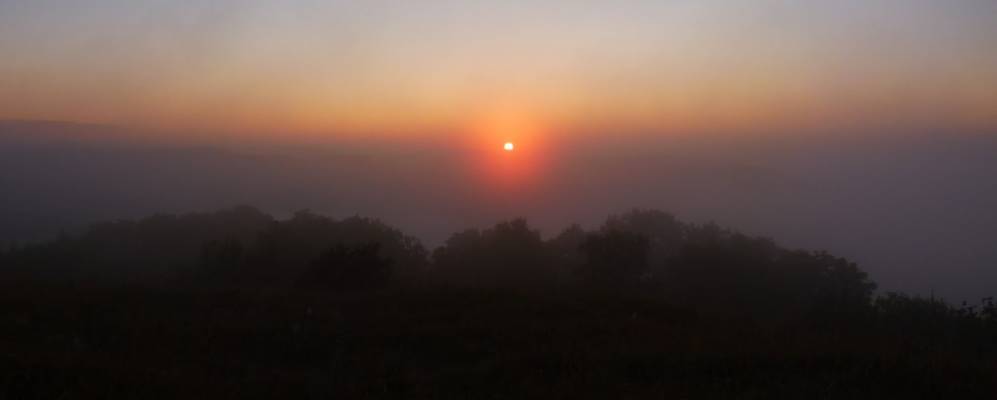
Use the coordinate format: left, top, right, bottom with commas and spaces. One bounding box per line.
0, 119, 117, 131
0, 119, 126, 143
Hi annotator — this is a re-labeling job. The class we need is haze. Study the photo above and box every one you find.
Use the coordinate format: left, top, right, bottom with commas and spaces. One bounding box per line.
1, 1, 996, 302
3, 1, 996, 136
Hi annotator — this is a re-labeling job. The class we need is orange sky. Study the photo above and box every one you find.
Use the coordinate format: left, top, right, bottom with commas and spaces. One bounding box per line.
1, 1, 996, 141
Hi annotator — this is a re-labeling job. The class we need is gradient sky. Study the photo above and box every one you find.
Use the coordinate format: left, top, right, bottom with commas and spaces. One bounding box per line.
2, 3, 997, 300
2, 0, 996, 139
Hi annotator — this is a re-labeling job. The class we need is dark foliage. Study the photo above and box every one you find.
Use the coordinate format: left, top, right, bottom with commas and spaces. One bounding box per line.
240, 210, 427, 286
1, 206, 995, 397
297, 243, 392, 290
601, 209, 685, 270
1, 205, 272, 283
199, 237, 245, 277
0, 286, 994, 398
664, 228, 876, 317
577, 230, 650, 287
546, 224, 588, 284
432, 218, 555, 287
0, 207, 427, 289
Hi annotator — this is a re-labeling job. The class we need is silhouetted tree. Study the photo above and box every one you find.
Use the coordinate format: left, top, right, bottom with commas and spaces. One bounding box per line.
199, 237, 245, 277
297, 242, 392, 290
663, 224, 877, 316
248, 210, 427, 286
577, 230, 650, 287
0, 206, 430, 287
0, 205, 273, 283
432, 219, 554, 287
981, 297, 997, 321
604, 209, 684, 255
1, 205, 885, 316
873, 292, 956, 335
546, 224, 588, 283
807, 251, 877, 314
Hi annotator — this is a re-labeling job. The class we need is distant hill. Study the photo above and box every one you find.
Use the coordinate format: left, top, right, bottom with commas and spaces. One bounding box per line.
0, 120, 128, 144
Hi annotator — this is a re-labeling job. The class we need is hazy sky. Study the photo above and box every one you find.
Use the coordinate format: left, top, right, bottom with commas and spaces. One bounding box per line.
1, 2, 997, 300
2, 1, 996, 140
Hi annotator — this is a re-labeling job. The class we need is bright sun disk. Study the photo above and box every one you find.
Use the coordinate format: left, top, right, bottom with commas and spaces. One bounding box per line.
504, 142, 514, 151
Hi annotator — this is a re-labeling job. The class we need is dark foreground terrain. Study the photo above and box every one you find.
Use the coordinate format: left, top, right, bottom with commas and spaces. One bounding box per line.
2, 284, 995, 399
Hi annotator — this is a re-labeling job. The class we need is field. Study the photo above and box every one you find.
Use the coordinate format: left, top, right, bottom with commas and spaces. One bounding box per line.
2, 284, 994, 399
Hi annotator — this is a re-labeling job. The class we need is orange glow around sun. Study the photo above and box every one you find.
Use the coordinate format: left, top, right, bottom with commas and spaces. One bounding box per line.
461, 109, 552, 193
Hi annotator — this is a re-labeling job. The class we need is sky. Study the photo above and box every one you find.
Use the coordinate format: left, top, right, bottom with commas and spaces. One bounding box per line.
2, 0, 996, 140
1, 2, 997, 300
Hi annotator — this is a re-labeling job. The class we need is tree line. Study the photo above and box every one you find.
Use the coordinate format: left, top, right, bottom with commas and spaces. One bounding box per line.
1, 206, 993, 320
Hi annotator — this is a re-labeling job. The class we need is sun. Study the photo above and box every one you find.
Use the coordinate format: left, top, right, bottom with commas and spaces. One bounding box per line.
504, 142, 515, 151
